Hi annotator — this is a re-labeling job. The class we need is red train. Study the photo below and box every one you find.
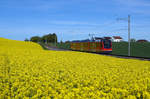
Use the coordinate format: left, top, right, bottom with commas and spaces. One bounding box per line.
70, 39, 112, 53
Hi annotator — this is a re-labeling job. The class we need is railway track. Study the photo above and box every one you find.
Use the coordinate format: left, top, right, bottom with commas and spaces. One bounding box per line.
43, 45, 150, 61
71, 50, 150, 61
99, 53, 150, 61
70, 50, 150, 61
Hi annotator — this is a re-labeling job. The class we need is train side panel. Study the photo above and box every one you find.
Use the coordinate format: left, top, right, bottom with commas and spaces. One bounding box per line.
71, 41, 112, 53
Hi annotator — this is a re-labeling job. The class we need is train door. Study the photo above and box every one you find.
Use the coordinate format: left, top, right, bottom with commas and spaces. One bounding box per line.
102, 39, 111, 48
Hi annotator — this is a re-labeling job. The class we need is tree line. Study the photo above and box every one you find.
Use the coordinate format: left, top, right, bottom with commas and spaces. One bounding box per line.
25, 33, 57, 43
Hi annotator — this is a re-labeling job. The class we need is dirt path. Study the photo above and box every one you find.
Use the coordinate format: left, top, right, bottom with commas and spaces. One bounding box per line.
45, 45, 70, 51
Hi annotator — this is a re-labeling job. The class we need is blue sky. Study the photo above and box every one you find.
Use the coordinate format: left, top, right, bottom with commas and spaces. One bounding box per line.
0, 0, 150, 41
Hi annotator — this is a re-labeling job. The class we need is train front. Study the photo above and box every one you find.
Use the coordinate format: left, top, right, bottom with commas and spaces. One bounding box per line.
101, 39, 112, 53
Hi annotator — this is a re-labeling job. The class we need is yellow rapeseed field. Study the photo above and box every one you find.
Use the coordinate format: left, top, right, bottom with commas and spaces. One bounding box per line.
0, 38, 150, 99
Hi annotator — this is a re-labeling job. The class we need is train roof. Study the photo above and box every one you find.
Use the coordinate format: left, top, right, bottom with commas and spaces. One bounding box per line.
71, 39, 111, 43
71, 39, 92, 43
71, 36, 112, 43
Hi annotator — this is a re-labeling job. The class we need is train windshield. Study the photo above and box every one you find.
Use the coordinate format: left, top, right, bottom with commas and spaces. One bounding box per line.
102, 39, 111, 48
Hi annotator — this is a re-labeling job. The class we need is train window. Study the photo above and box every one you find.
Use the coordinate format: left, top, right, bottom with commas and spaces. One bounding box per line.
103, 39, 111, 48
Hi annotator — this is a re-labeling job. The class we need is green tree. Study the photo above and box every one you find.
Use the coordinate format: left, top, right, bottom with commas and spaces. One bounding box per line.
52, 33, 57, 44
30, 33, 57, 44
30, 36, 41, 43
41, 33, 57, 44
41, 35, 48, 43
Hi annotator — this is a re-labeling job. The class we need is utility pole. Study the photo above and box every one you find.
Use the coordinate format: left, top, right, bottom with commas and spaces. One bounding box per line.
117, 15, 131, 56
89, 33, 95, 41
89, 34, 91, 40
128, 15, 131, 56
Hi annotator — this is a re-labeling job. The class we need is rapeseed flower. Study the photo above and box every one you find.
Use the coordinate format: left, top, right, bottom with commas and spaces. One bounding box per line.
0, 38, 150, 98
